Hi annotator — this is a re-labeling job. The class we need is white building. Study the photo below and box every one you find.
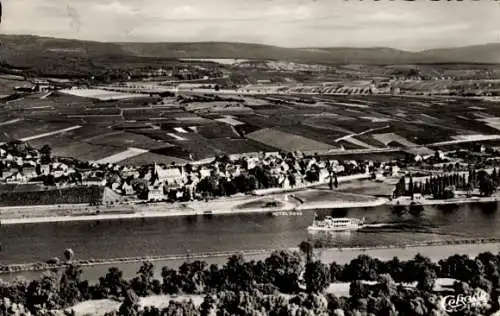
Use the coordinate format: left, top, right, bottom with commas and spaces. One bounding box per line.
148, 187, 164, 201
154, 163, 185, 184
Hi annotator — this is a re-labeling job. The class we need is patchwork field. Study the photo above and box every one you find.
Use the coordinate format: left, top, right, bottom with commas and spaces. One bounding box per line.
246, 128, 335, 152
5, 91, 500, 164
95, 148, 149, 164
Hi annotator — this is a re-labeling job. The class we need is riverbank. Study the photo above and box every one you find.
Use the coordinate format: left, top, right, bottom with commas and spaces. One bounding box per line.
386, 194, 500, 207
0, 188, 387, 225
3, 237, 500, 276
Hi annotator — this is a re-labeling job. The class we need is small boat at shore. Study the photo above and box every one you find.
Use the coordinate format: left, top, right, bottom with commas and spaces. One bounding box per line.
308, 214, 365, 233
409, 202, 424, 216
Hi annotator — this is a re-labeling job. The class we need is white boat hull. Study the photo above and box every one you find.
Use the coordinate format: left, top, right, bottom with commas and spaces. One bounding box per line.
307, 225, 362, 232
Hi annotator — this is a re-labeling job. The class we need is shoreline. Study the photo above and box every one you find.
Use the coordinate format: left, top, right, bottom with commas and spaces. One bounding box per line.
0, 196, 388, 225
386, 195, 500, 207
2, 193, 500, 225
3, 237, 500, 275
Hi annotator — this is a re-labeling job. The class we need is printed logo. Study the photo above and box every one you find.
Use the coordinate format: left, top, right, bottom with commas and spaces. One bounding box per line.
442, 292, 489, 313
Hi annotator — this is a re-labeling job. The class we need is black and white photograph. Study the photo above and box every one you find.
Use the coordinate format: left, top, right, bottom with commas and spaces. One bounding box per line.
1, 0, 500, 315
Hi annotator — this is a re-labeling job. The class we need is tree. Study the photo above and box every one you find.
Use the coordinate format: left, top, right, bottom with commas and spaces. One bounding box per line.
288, 173, 297, 188
329, 262, 344, 282
299, 241, 314, 264
200, 294, 215, 316
25, 272, 62, 314
161, 267, 180, 295
40, 144, 52, 157
63, 248, 74, 262
221, 254, 255, 292
343, 255, 380, 281
40, 144, 52, 164
374, 274, 397, 298
265, 250, 302, 293
349, 280, 369, 300
304, 261, 331, 293
98, 267, 127, 299
118, 289, 139, 316
416, 268, 436, 292
59, 264, 84, 308
408, 175, 414, 198
131, 261, 154, 297
479, 175, 495, 196
178, 260, 208, 294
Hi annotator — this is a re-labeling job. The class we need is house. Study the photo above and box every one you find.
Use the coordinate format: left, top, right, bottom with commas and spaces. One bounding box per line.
122, 182, 135, 196
154, 164, 185, 184
111, 182, 121, 191
53, 170, 65, 178
199, 167, 212, 179
5, 172, 25, 183
391, 166, 400, 176
148, 187, 164, 201
40, 164, 51, 175
22, 167, 37, 178
0, 168, 16, 180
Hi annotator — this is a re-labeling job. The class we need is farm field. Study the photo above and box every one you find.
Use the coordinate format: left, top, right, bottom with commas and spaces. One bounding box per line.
85, 131, 172, 151
0, 120, 78, 142
206, 138, 278, 155
118, 152, 189, 166
28, 135, 124, 161
95, 148, 149, 164
246, 128, 335, 152
59, 89, 145, 100
6, 92, 500, 164
0, 77, 31, 95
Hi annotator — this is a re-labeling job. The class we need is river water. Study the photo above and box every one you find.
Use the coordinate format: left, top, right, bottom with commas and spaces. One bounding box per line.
1, 202, 500, 282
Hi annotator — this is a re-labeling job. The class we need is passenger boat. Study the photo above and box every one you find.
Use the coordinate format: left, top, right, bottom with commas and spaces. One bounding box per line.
307, 214, 365, 232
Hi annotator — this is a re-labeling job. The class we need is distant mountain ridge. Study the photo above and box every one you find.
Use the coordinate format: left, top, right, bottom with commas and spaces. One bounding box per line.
1, 34, 500, 66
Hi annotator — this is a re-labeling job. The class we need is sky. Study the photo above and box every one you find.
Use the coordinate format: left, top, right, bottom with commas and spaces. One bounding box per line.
1, 0, 500, 51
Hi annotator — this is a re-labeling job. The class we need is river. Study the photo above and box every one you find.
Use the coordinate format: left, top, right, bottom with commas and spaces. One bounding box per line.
1, 202, 500, 282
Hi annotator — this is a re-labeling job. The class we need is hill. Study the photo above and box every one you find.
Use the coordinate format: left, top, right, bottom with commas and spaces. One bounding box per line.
0, 35, 499, 74
420, 43, 500, 64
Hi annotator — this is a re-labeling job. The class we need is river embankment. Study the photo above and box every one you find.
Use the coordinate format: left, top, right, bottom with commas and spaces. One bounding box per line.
5, 193, 500, 225
386, 194, 500, 207
0, 187, 388, 225
3, 238, 500, 277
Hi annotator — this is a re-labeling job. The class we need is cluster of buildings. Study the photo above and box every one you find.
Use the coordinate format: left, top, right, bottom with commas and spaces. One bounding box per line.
127, 152, 371, 202
0, 140, 378, 205
0, 143, 104, 188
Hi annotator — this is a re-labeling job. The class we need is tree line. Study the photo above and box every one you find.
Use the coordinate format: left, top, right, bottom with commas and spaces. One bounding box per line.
2, 244, 500, 315
393, 168, 499, 199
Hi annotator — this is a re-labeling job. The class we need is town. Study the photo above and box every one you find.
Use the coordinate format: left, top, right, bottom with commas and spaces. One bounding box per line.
3, 1, 500, 314
2, 136, 500, 213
